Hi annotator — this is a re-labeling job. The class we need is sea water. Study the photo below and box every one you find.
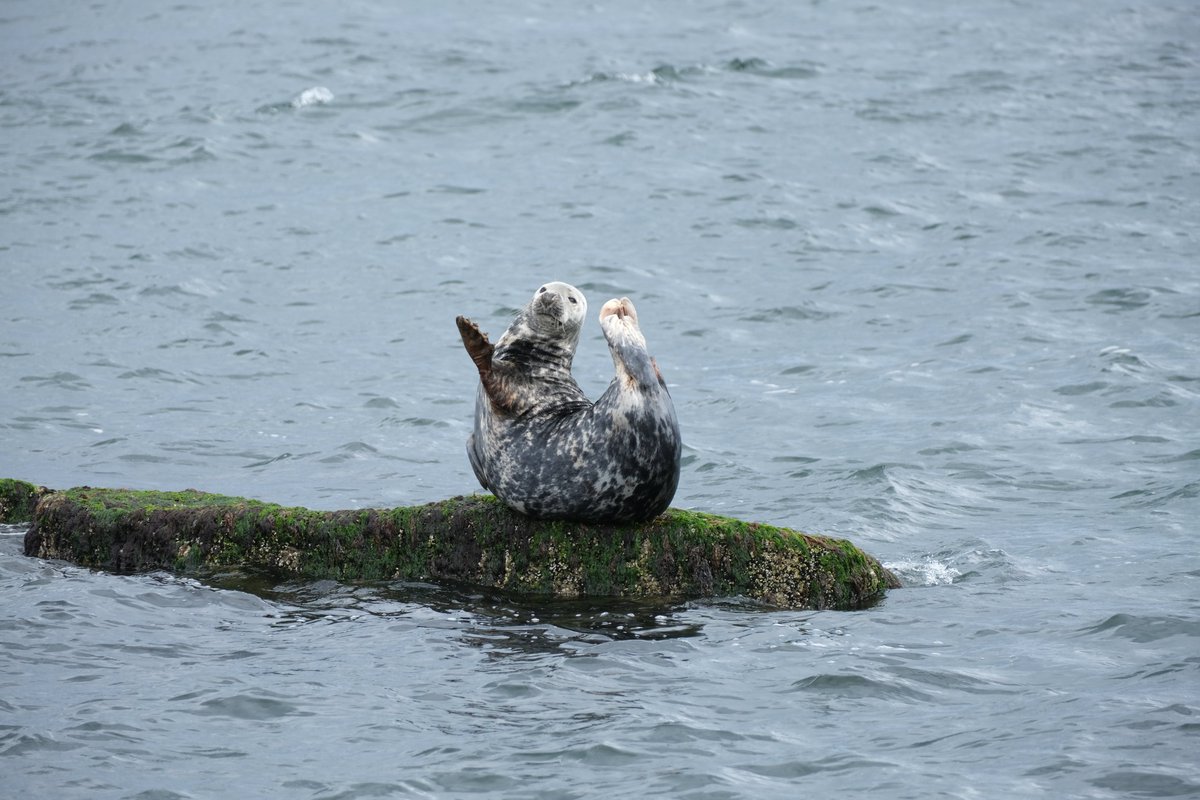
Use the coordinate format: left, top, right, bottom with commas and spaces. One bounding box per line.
2, 1, 1197, 797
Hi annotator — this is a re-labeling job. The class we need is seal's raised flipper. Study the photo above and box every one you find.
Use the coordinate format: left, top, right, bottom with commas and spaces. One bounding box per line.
456, 315, 494, 378
601, 296, 637, 323
458, 315, 517, 414
600, 297, 660, 389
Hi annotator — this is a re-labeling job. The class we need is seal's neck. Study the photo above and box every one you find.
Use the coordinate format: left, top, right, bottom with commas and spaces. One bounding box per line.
494, 337, 576, 382
493, 309, 580, 381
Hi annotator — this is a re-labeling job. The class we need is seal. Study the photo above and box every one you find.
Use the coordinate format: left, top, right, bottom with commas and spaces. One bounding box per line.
456, 281, 681, 524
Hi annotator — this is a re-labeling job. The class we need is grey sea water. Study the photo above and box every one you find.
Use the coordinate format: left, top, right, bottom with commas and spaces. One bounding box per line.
2, 0, 1198, 797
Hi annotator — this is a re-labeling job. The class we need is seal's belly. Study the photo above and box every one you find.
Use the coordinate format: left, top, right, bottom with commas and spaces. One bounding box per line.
469, 390, 681, 523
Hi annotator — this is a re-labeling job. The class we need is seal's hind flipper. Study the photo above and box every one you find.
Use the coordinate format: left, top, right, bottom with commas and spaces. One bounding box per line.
456, 316, 494, 377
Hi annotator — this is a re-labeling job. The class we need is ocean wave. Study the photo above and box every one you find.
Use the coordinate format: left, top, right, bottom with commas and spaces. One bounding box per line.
255, 86, 335, 114
572, 58, 821, 88
292, 86, 334, 108
884, 558, 961, 586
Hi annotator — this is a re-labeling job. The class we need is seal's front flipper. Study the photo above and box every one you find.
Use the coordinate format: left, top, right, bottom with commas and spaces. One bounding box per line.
458, 315, 517, 414
456, 316, 494, 377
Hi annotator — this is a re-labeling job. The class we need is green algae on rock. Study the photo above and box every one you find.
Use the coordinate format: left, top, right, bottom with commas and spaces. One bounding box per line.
0, 479, 48, 524
16, 482, 900, 610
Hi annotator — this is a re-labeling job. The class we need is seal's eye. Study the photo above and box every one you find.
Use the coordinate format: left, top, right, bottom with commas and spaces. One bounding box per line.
538, 287, 547, 294
568, 296, 577, 304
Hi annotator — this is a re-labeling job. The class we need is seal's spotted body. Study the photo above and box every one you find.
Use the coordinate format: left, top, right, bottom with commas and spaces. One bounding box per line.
456, 282, 681, 524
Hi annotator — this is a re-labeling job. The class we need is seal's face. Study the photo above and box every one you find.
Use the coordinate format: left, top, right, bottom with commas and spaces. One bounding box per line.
530, 281, 587, 344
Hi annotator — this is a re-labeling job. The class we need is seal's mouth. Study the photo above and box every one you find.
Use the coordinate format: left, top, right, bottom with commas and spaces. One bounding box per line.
534, 292, 566, 324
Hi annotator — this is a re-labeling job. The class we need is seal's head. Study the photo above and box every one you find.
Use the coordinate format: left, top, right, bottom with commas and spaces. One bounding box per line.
481, 281, 589, 377
528, 281, 587, 350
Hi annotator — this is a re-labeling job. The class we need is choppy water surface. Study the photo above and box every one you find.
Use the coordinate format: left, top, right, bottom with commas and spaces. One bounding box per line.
2, 1, 1198, 797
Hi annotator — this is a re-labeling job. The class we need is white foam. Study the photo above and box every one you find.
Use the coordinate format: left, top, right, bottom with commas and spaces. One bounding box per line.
292, 87, 334, 108
884, 558, 961, 587
611, 72, 661, 84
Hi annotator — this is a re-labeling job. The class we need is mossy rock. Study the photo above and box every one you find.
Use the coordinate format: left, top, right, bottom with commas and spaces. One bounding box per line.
0, 479, 48, 524
12, 481, 900, 610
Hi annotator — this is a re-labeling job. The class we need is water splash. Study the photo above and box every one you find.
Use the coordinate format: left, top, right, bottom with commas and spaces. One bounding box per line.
292, 86, 334, 108
884, 558, 961, 587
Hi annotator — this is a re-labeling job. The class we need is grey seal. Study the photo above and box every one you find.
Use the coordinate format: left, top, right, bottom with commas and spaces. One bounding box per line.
455, 281, 681, 524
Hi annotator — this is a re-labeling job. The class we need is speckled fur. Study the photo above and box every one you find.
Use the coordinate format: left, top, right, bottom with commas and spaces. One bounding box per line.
456, 282, 681, 524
